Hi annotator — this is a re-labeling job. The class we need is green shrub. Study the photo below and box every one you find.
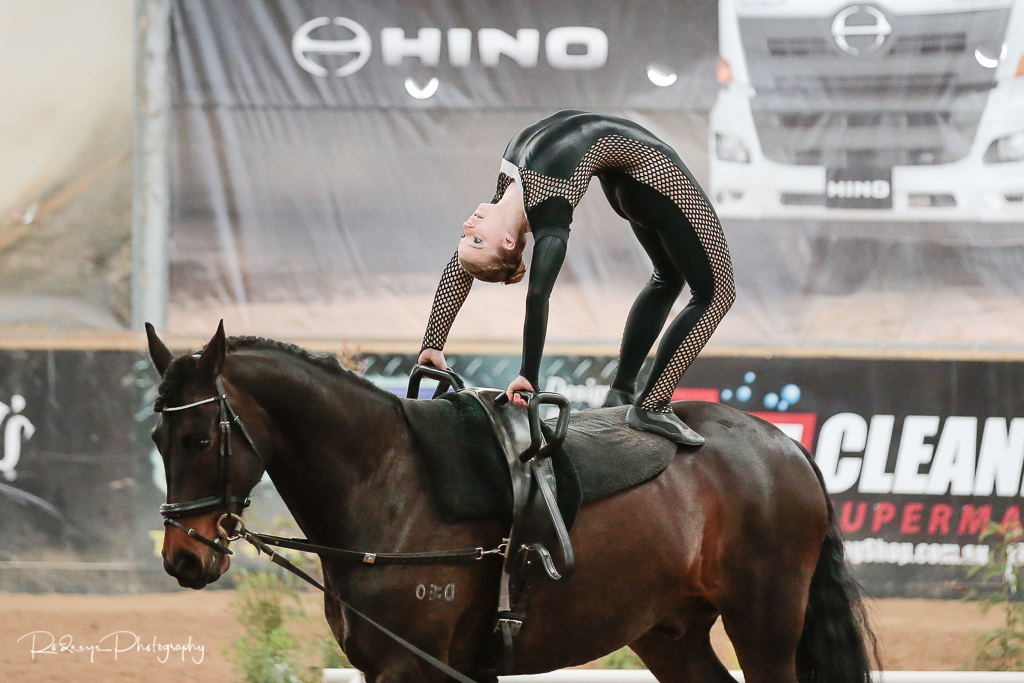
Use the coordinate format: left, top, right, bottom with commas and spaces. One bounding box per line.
964, 522, 1024, 671
596, 647, 646, 669
226, 568, 351, 683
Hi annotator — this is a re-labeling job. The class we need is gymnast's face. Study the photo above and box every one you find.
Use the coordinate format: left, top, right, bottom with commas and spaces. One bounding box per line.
459, 203, 515, 269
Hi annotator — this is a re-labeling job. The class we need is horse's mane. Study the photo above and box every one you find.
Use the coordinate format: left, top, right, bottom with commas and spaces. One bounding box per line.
157, 335, 395, 406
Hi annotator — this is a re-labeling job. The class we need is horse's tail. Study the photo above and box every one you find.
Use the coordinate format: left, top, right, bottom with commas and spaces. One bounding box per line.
794, 441, 881, 683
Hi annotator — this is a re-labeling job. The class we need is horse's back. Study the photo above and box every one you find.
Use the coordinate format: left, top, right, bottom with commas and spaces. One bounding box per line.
574, 400, 829, 579
673, 400, 828, 524
676, 400, 822, 489
668, 401, 830, 577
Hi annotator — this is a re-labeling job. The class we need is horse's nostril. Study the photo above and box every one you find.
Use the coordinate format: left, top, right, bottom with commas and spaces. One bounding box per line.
172, 550, 205, 581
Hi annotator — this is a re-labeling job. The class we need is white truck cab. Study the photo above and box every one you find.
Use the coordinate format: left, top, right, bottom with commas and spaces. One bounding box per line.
711, 0, 1024, 223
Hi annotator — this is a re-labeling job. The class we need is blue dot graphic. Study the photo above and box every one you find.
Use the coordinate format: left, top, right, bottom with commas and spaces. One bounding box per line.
744, 371, 756, 384
778, 400, 790, 412
763, 392, 779, 409
736, 386, 752, 402
720, 388, 734, 401
781, 384, 801, 404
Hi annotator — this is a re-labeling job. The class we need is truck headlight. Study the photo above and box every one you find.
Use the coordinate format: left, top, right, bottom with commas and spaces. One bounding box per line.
715, 133, 751, 163
983, 131, 1024, 163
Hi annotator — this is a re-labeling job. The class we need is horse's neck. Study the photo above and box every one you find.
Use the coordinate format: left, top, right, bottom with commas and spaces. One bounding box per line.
233, 355, 430, 549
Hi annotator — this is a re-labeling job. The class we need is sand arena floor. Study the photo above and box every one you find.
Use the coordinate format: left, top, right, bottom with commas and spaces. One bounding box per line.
0, 592, 1006, 682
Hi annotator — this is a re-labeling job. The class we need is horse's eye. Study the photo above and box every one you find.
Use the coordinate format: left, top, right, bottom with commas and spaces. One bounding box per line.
183, 436, 212, 451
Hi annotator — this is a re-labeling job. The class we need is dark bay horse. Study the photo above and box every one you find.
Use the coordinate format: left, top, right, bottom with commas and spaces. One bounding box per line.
148, 323, 877, 683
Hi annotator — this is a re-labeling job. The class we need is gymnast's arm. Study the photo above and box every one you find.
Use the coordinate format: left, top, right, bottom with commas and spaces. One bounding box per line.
419, 250, 474, 365
518, 232, 568, 390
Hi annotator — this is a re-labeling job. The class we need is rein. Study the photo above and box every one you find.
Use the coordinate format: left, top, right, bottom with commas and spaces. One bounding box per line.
156, 377, 501, 683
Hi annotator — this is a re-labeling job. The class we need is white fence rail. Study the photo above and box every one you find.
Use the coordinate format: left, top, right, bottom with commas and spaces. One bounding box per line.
323, 669, 1024, 683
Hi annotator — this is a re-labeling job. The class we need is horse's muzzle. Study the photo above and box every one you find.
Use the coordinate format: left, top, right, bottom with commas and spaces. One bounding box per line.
164, 547, 230, 588
163, 524, 231, 589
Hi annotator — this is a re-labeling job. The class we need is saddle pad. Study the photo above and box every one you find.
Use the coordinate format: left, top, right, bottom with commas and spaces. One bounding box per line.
401, 395, 678, 527
551, 405, 678, 504
400, 393, 582, 528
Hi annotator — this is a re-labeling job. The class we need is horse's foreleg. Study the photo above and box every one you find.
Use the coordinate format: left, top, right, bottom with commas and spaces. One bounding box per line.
630, 599, 735, 683
321, 571, 496, 683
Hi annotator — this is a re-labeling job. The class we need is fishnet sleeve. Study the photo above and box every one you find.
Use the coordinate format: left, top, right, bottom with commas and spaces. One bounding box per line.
421, 251, 474, 352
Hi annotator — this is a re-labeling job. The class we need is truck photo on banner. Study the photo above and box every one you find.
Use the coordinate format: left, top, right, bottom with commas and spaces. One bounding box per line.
709, 0, 1024, 347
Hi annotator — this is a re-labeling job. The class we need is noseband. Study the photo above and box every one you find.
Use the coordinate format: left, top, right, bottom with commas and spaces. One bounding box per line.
156, 376, 259, 554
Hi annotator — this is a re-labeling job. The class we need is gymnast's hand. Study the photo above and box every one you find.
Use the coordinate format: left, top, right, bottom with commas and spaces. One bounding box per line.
417, 348, 447, 370
506, 375, 534, 407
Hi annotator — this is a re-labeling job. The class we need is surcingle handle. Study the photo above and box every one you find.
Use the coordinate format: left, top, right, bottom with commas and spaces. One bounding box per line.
518, 392, 570, 462
407, 364, 466, 399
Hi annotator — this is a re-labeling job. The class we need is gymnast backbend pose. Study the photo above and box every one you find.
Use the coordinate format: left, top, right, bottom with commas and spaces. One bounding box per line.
418, 111, 735, 445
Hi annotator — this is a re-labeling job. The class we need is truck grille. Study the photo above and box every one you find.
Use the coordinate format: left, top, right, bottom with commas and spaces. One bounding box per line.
738, 6, 1010, 167
767, 73, 984, 97
767, 33, 966, 58
753, 108, 979, 166
888, 33, 966, 55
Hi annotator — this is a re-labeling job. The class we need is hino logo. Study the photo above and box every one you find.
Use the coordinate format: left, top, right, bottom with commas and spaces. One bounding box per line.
293, 18, 608, 77
292, 17, 372, 77
827, 179, 891, 200
831, 5, 891, 56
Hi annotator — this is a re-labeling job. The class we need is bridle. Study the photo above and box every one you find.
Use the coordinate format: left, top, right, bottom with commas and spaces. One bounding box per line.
153, 370, 504, 683
156, 376, 258, 555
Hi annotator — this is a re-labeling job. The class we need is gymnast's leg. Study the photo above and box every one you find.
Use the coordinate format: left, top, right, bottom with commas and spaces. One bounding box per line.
609, 174, 734, 444
603, 223, 685, 406
630, 211, 735, 444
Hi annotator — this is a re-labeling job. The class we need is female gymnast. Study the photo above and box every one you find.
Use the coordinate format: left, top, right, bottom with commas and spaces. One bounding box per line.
417, 110, 735, 445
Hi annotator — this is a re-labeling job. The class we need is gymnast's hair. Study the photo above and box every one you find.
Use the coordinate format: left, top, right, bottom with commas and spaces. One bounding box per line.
458, 233, 528, 285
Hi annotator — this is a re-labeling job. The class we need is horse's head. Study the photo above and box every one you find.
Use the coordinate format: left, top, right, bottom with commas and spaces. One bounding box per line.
147, 322, 267, 589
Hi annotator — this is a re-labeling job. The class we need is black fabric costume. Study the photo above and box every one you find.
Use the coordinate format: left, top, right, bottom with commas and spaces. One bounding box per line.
422, 111, 735, 412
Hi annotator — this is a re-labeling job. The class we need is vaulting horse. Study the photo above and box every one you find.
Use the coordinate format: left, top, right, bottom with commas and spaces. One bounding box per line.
148, 322, 878, 683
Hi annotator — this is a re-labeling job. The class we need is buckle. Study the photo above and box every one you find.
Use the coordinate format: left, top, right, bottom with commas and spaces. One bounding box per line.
477, 539, 510, 559
494, 611, 524, 636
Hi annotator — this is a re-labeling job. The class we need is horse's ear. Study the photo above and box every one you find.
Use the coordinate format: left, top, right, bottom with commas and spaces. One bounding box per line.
196, 320, 227, 378
146, 322, 174, 378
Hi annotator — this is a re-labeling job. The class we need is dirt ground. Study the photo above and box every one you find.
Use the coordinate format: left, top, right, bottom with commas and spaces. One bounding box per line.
0, 592, 1005, 682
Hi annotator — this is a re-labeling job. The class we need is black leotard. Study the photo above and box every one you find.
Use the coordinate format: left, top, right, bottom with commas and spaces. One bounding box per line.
422, 110, 735, 411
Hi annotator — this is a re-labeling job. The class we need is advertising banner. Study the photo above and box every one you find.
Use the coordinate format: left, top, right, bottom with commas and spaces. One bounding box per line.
1, 347, 1021, 597
167, 0, 720, 344
172, 0, 718, 111
166, 0, 1024, 355
364, 351, 1024, 597
0, 350, 156, 591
